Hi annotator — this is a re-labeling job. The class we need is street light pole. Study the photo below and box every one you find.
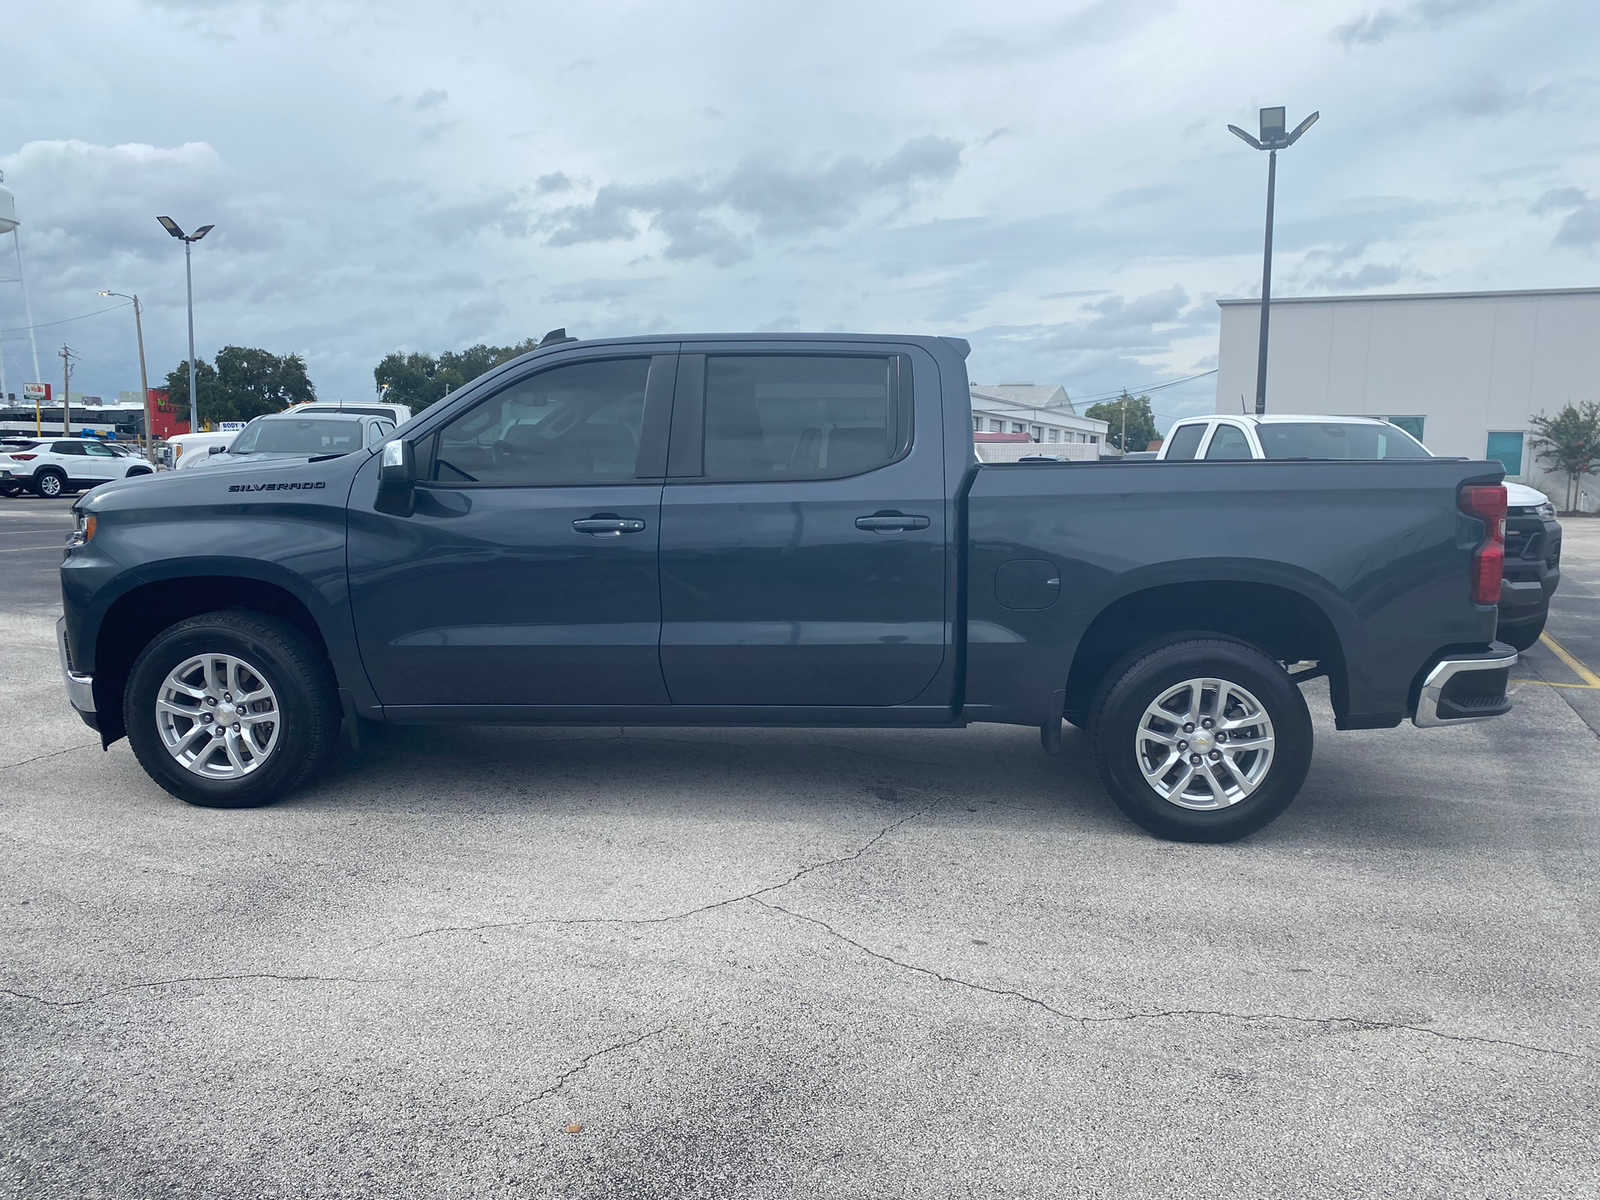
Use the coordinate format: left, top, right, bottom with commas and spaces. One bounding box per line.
98, 290, 152, 459
157, 216, 215, 433
184, 239, 197, 433
1255, 149, 1277, 419
1228, 107, 1318, 415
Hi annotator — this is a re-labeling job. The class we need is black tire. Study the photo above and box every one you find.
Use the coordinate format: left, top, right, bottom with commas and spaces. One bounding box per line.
1499, 612, 1546, 653
123, 611, 341, 808
1089, 637, 1313, 842
32, 468, 65, 498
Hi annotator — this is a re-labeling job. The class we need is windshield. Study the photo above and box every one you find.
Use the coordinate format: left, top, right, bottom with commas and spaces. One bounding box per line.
1256, 422, 1430, 460
229, 417, 364, 456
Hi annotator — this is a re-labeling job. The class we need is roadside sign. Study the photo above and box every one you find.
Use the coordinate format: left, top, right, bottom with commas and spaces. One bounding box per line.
219, 421, 245, 432
23, 382, 49, 402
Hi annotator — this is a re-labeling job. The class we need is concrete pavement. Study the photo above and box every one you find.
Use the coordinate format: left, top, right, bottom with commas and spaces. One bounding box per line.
1, 500, 1596, 1198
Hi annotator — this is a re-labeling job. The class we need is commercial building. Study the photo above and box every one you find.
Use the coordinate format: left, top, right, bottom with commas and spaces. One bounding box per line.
1216, 287, 1600, 510
969, 384, 1110, 450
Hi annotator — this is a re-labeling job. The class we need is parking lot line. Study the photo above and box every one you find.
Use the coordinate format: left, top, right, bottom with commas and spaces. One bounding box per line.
1540, 631, 1600, 688
0, 545, 63, 554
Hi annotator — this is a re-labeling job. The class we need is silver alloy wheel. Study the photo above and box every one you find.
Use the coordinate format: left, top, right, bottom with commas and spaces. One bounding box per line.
156, 652, 281, 779
37, 473, 62, 497
1134, 677, 1275, 810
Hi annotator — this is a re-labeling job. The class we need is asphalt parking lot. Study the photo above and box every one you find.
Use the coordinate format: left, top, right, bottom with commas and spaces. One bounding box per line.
2, 494, 1597, 1199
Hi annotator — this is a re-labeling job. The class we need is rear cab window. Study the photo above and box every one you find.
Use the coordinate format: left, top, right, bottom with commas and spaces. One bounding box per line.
1257, 422, 1430, 460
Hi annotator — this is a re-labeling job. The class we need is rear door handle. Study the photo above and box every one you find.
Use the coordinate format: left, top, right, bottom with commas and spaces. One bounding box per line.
572, 516, 647, 536
855, 512, 931, 532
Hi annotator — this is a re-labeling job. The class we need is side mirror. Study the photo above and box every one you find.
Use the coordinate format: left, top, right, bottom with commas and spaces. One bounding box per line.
208, 444, 225, 455
377, 439, 415, 515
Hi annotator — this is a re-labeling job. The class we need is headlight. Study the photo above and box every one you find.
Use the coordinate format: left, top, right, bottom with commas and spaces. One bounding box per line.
1537, 502, 1557, 520
65, 511, 97, 548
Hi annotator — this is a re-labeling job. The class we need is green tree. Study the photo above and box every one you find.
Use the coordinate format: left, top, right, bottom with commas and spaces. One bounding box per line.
163, 347, 316, 429
1529, 401, 1600, 512
1084, 391, 1158, 452
374, 338, 541, 414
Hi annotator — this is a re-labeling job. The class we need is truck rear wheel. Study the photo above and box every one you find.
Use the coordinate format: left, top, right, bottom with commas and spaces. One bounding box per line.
123, 611, 341, 809
1089, 638, 1312, 842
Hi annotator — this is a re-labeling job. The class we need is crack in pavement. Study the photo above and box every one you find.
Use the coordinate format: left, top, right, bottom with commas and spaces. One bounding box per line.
751, 899, 1597, 1065
355, 809, 925, 953
0, 741, 100, 773
0, 972, 387, 1009
470, 1026, 667, 1128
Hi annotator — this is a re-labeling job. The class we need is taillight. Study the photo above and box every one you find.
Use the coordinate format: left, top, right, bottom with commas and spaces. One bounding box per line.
1460, 484, 1506, 605
10, 453, 36, 461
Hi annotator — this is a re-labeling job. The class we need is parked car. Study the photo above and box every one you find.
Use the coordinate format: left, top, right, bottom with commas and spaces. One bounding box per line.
190, 410, 396, 470
0, 437, 155, 497
60, 332, 1515, 842
168, 432, 237, 470
1157, 414, 1560, 651
287, 400, 414, 424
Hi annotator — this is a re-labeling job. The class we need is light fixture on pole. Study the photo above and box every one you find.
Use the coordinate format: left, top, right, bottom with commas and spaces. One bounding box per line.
1228, 107, 1318, 415
98, 290, 153, 459
157, 216, 215, 433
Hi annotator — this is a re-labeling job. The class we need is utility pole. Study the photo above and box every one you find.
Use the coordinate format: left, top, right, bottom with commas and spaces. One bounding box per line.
59, 344, 75, 435
98, 290, 153, 457
1120, 392, 1128, 454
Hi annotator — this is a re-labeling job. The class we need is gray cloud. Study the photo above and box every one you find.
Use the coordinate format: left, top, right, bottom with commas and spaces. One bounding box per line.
1533, 188, 1600, 248
534, 172, 573, 194
421, 191, 533, 241
1444, 78, 1557, 117
924, 0, 1172, 65
544, 277, 654, 304
1333, 0, 1499, 46
542, 136, 963, 263
1532, 186, 1587, 214
413, 88, 449, 111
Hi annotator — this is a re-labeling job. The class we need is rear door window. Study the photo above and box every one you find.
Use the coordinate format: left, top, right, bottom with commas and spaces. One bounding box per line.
1204, 424, 1252, 460
699, 354, 909, 482
1163, 423, 1205, 460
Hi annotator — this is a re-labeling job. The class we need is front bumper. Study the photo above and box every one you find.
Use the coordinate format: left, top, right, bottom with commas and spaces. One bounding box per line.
57, 616, 98, 728
1413, 643, 1517, 728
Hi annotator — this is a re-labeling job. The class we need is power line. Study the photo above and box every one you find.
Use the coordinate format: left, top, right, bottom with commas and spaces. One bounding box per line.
1071, 368, 1219, 409
0, 301, 132, 337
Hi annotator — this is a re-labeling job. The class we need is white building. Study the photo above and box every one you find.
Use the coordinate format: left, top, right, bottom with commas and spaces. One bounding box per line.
1216, 287, 1600, 510
968, 383, 1110, 449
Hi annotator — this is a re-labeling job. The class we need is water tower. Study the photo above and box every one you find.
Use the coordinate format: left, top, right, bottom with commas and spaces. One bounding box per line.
0, 171, 44, 408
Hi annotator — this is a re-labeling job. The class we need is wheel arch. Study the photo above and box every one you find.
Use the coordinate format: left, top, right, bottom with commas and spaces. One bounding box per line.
85, 561, 355, 745
1063, 570, 1352, 724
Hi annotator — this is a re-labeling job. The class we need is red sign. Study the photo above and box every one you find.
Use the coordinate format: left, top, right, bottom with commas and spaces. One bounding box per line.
148, 389, 190, 439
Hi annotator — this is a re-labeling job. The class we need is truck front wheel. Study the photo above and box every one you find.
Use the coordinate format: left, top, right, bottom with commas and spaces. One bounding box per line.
1089, 638, 1313, 842
123, 611, 341, 809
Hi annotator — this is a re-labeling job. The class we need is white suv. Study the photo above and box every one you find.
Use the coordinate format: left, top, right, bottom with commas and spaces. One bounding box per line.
0, 438, 156, 498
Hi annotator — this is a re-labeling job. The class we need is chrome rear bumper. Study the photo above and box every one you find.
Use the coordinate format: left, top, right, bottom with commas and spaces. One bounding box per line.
1413, 645, 1517, 728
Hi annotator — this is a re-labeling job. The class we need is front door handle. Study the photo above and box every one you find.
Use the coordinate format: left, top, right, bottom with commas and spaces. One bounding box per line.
572, 516, 647, 536
855, 512, 931, 532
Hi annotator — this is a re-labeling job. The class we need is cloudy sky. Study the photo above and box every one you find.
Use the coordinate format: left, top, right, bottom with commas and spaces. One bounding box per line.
3, 0, 1597, 430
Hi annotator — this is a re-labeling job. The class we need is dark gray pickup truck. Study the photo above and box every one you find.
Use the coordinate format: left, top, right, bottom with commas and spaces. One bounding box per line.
58, 332, 1516, 841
